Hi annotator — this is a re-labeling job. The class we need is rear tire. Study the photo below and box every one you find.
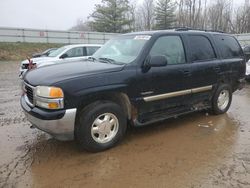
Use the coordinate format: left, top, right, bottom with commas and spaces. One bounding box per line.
75, 101, 127, 152
211, 84, 232, 115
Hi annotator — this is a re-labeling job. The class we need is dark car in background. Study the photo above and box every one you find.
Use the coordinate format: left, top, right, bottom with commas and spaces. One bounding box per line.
32, 48, 58, 58
21, 29, 245, 152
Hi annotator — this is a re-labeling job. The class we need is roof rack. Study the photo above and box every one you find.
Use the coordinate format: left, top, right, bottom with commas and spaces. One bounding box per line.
171, 27, 224, 33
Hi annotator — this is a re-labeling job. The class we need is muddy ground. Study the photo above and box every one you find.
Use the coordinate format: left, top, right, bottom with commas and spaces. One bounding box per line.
0, 61, 250, 188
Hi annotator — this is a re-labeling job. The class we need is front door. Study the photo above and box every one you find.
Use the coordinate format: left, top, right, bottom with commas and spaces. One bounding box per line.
137, 35, 192, 121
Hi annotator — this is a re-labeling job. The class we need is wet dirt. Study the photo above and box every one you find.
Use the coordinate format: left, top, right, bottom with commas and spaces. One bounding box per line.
1, 61, 250, 188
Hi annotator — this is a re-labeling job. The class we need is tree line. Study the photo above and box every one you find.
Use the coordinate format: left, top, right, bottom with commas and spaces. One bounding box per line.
70, 0, 250, 34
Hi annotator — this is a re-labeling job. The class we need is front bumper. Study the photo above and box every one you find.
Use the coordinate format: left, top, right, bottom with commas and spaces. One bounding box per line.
21, 95, 76, 141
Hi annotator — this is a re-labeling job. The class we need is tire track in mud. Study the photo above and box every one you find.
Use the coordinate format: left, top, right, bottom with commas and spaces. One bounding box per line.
0, 116, 27, 127
0, 62, 34, 187
210, 157, 250, 188
0, 146, 34, 187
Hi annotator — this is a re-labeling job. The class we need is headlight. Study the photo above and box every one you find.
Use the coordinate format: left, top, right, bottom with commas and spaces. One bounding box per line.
34, 86, 64, 109
36, 86, 64, 98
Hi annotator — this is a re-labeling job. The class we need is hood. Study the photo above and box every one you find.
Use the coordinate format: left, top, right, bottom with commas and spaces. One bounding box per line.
21, 57, 56, 65
36, 57, 90, 68
24, 60, 125, 86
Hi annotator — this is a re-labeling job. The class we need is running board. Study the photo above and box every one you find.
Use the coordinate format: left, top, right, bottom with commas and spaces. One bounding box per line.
134, 106, 210, 127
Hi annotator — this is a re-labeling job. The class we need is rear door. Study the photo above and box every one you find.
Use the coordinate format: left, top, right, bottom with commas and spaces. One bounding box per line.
185, 34, 220, 105
213, 35, 245, 81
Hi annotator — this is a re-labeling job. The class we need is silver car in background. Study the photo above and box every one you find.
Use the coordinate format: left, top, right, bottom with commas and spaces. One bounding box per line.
19, 44, 102, 78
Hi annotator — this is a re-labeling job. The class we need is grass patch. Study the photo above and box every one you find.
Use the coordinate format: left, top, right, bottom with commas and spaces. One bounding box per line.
0, 42, 63, 61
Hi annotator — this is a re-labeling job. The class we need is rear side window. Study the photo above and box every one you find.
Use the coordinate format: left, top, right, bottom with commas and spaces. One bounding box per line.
214, 35, 243, 58
150, 36, 186, 65
188, 35, 216, 62
86, 46, 100, 56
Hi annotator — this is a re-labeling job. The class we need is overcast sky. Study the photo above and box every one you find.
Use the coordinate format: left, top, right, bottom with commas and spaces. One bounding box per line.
0, 0, 103, 30
0, 0, 246, 31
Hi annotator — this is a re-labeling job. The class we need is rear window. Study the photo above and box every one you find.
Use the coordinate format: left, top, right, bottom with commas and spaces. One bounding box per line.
188, 35, 216, 62
213, 35, 243, 59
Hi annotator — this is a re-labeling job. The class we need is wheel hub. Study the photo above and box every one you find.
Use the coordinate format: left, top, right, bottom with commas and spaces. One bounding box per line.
91, 113, 119, 144
217, 89, 230, 111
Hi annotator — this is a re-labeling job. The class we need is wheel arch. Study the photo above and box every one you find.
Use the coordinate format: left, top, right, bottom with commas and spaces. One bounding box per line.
76, 91, 132, 120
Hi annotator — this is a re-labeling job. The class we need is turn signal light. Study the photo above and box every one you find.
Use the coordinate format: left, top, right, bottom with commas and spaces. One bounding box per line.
49, 87, 64, 98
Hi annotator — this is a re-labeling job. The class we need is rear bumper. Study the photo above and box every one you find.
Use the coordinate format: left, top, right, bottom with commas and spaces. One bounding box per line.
21, 95, 76, 141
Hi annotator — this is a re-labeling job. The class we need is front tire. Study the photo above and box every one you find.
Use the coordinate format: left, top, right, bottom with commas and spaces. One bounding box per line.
211, 84, 232, 115
75, 101, 127, 152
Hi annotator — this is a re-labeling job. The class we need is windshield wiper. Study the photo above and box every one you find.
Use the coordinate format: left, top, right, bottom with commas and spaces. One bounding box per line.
98, 57, 124, 65
98, 57, 116, 64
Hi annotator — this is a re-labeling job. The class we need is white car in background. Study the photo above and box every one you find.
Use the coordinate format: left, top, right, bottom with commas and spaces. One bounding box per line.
19, 44, 102, 77
246, 60, 250, 81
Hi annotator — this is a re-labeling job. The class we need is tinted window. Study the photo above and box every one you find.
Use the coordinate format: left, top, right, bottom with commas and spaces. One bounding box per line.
150, 36, 185, 65
86, 46, 100, 56
188, 35, 216, 62
214, 35, 243, 58
64, 47, 85, 58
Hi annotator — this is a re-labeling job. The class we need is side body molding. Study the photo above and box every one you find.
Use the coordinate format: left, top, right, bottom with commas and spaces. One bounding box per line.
143, 85, 213, 102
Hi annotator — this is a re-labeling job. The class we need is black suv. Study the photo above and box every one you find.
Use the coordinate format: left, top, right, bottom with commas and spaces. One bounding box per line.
21, 29, 245, 152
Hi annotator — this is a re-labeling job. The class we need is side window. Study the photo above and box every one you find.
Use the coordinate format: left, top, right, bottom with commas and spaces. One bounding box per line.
65, 47, 84, 58
188, 35, 216, 62
214, 35, 243, 58
150, 36, 186, 65
86, 46, 100, 56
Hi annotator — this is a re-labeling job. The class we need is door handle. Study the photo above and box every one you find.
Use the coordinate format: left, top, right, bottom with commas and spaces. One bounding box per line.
214, 66, 221, 73
182, 70, 191, 77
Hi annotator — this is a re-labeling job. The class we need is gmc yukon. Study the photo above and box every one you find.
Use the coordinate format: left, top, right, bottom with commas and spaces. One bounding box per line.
21, 29, 246, 152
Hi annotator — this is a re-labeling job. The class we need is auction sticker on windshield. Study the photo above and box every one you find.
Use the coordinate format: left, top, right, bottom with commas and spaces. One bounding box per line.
134, 35, 151, 40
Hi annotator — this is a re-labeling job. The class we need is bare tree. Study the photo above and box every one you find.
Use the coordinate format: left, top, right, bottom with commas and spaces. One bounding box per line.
176, 0, 203, 29
207, 0, 233, 32
139, 0, 155, 30
233, 4, 250, 33
81, 0, 250, 34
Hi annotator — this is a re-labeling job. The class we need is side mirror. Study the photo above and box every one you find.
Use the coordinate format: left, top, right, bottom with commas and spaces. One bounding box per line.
60, 54, 68, 59
147, 55, 168, 67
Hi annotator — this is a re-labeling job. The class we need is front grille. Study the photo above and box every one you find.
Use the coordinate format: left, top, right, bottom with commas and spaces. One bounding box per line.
25, 84, 34, 104
22, 64, 29, 69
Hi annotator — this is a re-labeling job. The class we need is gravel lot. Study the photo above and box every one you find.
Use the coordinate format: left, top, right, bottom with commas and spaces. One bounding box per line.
1, 61, 250, 188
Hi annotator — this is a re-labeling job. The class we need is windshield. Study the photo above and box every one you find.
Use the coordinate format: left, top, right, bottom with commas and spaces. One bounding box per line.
48, 47, 67, 57
93, 35, 150, 64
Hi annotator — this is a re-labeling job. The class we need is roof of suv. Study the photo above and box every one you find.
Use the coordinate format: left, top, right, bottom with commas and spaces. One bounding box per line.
123, 29, 228, 36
